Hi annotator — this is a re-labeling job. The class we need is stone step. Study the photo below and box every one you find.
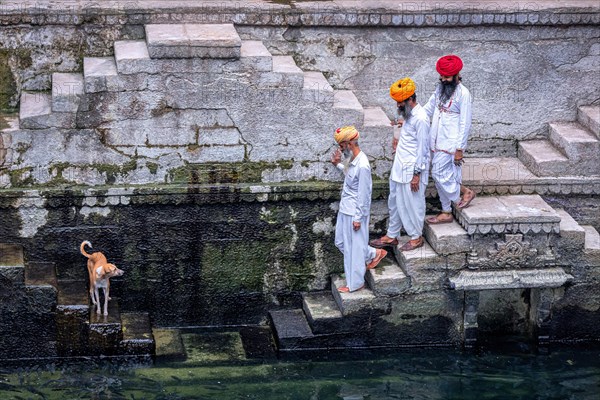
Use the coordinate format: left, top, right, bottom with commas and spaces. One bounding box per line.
238, 40, 272, 72
365, 256, 410, 296
302, 71, 334, 104
424, 218, 470, 255
56, 279, 89, 357
554, 209, 586, 251
24, 261, 58, 288
153, 328, 186, 361
88, 297, 123, 356
120, 312, 155, 356
454, 194, 561, 235
330, 274, 388, 316
145, 24, 241, 59
332, 90, 364, 128
51, 72, 84, 113
518, 140, 570, 177
269, 309, 314, 349
582, 225, 600, 267
549, 122, 600, 170
19, 92, 77, 129
393, 239, 456, 292
271, 55, 304, 87
83, 57, 118, 93
114, 40, 151, 74
302, 291, 343, 334
360, 107, 392, 159
578, 105, 600, 139
0, 243, 25, 285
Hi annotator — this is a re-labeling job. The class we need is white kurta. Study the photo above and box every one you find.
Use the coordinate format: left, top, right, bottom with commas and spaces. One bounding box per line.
424, 83, 473, 212
334, 151, 377, 291
387, 104, 430, 239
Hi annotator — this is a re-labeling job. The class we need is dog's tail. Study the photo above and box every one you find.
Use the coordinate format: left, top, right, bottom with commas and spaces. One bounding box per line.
80, 240, 93, 258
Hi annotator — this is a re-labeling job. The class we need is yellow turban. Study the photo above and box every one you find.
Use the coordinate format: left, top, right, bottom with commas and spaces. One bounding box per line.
334, 126, 359, 144
390, 78, 416, 102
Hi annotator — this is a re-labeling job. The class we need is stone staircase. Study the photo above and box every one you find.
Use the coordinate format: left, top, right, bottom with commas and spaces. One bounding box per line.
270, 194, 600, 351
10, 23, 392, 187
518, 105, 600, 176
0, 244, 154, 361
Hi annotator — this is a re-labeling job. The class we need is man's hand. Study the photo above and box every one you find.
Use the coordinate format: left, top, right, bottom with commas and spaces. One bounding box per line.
353, 221, 361, 231
331, 148, 342, 166
454, 149, 464, 166
410, 174, 420, 192
390, 118, 404, 127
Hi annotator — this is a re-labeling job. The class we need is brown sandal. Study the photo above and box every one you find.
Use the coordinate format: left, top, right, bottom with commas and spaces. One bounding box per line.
400, 237, 424, 251
426, 213, 453, 224
457, 191, 476, 209
367, 249, 387, 270
337, 285, 364, 293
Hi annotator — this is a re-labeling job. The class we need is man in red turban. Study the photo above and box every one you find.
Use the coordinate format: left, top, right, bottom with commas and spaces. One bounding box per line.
423, 55, 476, 224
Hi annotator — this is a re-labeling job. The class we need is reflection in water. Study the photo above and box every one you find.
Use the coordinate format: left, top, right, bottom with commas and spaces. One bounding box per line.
1, 347, 599, 399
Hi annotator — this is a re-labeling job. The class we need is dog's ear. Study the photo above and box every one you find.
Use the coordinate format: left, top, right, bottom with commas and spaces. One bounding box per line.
96, 265, 105, 278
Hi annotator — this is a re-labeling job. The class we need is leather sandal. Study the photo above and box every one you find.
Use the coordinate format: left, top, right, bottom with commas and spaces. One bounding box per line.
369, 236, 399, 248
400, 237, 424, 251
338, 285, 364, 293
426, 213, 453, 224
367, 249, 387, 270
457, 191, 476, 209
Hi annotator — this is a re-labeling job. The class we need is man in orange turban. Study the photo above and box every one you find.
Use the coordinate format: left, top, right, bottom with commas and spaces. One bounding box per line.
370, 78, 430, 252
330, 126, 386, 293
423, 55, 476, 224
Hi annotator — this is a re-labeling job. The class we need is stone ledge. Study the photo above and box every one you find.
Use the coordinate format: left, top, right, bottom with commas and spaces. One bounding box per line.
448, 267, 573, 290
0, 2, 598, 27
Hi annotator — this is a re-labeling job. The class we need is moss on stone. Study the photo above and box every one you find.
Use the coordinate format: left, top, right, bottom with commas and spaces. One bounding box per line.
146, 162, 159, 175
168, 161, 295, 185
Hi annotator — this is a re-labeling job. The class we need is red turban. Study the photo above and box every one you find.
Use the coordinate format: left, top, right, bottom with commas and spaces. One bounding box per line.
436, 55, 463, 76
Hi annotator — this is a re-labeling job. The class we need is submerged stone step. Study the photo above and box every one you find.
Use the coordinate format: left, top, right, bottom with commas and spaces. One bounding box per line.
302, 291, 343, 334
330, 275, 387, 316
424, 218, 470, 255
269, 309, 314, 349
303, 71, 334, 104
454, 194, 561, 235
0, 243, 25, 284
180, 332, 247, 364
578, 105, 600, 139
88, 298, 122, 356
153, 328, 186, 361
548, 122, 599, 174
365, 257, 410, 296
518, 139, 571, 177
120, 312, 155, 355
51, 72, 84, 113
145, 24, 242, 59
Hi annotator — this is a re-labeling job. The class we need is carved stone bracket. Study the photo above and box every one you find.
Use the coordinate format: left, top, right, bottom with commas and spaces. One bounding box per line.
463, 291, 480, 349
467, 234, 556, 270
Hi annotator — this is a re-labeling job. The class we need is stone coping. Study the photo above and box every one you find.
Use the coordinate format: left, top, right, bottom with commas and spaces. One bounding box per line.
0, 1, 598, 27
448, 267, 573, 290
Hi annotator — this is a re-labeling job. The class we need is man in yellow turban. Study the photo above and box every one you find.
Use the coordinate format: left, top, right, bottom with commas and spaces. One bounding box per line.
330, 126, 387, 293
370, 78, 430, 251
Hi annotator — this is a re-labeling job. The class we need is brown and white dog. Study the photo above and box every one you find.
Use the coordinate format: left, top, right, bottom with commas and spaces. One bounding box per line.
80, 241, 124, 316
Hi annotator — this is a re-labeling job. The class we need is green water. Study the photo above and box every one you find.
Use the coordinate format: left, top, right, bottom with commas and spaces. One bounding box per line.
1, 347, 599, 399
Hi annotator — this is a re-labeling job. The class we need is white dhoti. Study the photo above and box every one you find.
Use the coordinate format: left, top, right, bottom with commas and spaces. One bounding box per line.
334, 213, 376, 291
431, 151, 461, 212
386, 179, 428, 240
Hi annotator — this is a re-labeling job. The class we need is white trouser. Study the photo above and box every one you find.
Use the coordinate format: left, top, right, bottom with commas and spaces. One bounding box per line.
386, 179, 427, 240
334, 213, 376, 291
431, 151, 461, 212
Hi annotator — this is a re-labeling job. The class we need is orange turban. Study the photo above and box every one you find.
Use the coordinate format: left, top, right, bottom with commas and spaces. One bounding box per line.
334, 126, 359, 144
389, 78, 416, 102
436, 55, 463, 76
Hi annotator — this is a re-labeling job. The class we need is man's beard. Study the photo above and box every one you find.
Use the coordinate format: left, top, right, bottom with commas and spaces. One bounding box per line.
438, 78, 458, 105
397, 102, 414, 121
342, 149, 353, 172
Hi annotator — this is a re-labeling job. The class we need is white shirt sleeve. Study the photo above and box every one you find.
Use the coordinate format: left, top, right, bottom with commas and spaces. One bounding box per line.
414, 117, 430, 173
354, 166, 372, 222
423, 92, 437, 119
336, 163, 345, 172
457, 89, 473, 150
